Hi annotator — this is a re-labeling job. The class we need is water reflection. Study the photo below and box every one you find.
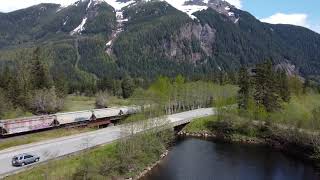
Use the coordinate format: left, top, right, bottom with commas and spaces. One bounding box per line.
142, 137, 320, 180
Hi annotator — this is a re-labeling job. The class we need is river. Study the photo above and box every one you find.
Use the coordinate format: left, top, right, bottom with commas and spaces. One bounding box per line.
142, 137, 320, 180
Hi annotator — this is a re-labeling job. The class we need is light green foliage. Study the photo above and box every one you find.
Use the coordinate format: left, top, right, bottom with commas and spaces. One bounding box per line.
185, 114, 261, 138
99, 130, 173, 178
269, 94, 320, 130
289, 76, 304, 96
131, 76, 238, 116
184, 115, 217, 133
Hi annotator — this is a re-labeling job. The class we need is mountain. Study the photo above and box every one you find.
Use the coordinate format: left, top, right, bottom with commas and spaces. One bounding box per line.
0, 0, 320, 90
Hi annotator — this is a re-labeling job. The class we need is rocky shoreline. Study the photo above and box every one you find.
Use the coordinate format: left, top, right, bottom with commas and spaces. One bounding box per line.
178, 130, 319, 167
177, 131, 266, 145
130, 150, 169, 180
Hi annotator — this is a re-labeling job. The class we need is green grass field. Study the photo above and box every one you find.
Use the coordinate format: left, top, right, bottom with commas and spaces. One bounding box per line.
62, 95, 132, 112
62, 95, 96, 112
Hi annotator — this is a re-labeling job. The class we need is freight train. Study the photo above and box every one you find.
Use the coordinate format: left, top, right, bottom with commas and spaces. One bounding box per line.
0, 106, 140, 136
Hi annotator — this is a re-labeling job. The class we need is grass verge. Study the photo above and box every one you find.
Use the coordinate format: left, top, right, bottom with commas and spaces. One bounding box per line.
4, 143, 117, 180
62, 95, 96, 112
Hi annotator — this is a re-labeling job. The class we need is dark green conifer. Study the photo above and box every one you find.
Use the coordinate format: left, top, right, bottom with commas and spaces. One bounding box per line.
30, 47, 52, 90
238, 66, 251, 110
254, 61, 281, 112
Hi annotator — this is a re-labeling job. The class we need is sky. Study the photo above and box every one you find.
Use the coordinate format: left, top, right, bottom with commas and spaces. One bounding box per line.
0, 0, 319, 33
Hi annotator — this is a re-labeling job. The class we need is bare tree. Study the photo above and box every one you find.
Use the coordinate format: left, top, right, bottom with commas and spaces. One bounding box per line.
29, 87, 64, 114
95, 91, 110, 108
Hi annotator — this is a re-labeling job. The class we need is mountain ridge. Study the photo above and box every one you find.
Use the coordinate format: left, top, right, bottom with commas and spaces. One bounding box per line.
0, 0, 320, 89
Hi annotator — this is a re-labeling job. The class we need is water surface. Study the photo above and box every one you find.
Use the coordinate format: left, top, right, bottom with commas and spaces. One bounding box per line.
142, 137, 320, 180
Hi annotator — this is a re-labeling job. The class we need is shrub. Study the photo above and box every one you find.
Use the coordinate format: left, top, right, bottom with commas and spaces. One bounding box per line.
99, 130, 173, 177
29, 87, 64, 114
95, 91, 110, 108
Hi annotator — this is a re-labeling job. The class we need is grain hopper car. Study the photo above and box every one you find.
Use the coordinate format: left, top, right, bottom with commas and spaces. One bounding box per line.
0, 106, 140, 136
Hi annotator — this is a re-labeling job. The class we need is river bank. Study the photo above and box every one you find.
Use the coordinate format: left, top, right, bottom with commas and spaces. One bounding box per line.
137, 115, 320, 179
178, 115, 320, 168
141, 137, 320, 180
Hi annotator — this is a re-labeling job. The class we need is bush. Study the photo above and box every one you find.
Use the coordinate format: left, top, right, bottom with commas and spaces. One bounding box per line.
95, 91, 110, 108
209, 119, 235, 136
29, 87, 64, 114
99, 130, 173, 177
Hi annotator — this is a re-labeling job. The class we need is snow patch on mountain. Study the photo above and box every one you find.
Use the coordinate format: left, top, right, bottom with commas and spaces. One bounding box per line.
86, 0, 93, 9
63, 19, 68, 25
160, 0, 208, 19
94, 0, 135, 10
70, 17, 87, 35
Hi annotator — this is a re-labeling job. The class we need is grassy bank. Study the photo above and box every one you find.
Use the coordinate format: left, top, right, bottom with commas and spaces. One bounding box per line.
183, 114, 320, 163
183, 116, 218, 133
5, 130, 173, 180
0, 128, 95, 151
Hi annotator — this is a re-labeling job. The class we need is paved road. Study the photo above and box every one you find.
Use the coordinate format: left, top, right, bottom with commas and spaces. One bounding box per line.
0, 108, 214, 177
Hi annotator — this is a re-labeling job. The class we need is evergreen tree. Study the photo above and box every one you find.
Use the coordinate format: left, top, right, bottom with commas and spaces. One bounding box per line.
237, 67, 251, 110
53, 74, 69, 98
121, 76, 135, 99
97, 77, 113, 92
112, 80, 122, 97
254, 61, 281, 112
278, 70, 290, 102
30, 47, 52, 90
0, 66, 11, 90
6, 75, 23, 107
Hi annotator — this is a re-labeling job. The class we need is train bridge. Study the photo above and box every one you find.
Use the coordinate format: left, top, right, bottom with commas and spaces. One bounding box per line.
0, 108, 215, 177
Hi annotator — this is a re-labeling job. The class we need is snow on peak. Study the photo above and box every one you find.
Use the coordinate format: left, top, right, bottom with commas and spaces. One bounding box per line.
160, 0, 208, 19
158, 0, 238, 20
95, 0, 135, 11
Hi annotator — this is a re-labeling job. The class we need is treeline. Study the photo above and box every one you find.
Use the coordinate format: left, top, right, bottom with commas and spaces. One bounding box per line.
0, 47, 67, 117
129, 75, 237, 115
237, 61, 316, 119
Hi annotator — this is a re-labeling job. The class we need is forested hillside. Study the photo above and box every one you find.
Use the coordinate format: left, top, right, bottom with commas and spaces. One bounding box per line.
0, 0, 320, 95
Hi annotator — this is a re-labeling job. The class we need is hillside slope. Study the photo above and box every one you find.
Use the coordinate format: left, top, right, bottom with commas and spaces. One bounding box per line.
0, 0, 319, 86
